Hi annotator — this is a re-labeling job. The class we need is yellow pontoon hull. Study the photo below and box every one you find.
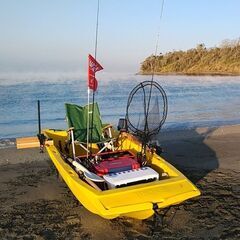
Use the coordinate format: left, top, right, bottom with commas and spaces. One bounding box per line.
44, 129, 200, 219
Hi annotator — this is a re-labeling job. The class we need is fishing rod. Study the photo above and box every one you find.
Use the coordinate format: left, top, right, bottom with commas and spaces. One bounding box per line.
141, 0, 166, 156
125, 0, 167, 164
145, 0, 165, 124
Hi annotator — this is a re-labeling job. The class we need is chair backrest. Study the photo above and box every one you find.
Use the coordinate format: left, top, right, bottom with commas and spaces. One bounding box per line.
65, 102, 103, 143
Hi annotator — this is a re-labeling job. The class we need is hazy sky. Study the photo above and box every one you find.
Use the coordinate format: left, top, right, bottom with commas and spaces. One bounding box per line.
0, 0, 239, 74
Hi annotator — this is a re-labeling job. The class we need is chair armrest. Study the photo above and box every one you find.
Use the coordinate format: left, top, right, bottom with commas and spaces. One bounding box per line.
67, 127, 74, 132
102, 123, 112, 130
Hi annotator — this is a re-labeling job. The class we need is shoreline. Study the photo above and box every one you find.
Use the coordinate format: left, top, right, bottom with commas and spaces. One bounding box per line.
1, 123, 239, 149
0, 124, 239, 239
138, 72, 240, 76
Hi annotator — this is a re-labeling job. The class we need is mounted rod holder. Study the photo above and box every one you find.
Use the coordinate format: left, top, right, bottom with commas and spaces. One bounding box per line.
117, 118, 128, 132
38, 100, 41, 134
37, 100, 46, 153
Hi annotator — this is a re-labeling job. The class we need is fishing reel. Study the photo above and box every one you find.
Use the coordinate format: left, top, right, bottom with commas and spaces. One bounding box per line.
148, 140, 163, 155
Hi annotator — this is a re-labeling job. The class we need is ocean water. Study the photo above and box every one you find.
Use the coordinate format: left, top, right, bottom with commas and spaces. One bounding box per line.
0, 73, 240, 139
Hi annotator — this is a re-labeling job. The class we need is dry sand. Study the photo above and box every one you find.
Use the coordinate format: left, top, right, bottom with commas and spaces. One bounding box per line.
0, 125, 239, 239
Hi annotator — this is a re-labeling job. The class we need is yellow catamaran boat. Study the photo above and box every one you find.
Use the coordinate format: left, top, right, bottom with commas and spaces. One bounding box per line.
43, 128, 200, 220
41, 83, 200, 220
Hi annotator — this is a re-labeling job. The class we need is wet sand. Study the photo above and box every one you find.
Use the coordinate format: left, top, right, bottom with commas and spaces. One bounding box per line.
0, 125, 239, 239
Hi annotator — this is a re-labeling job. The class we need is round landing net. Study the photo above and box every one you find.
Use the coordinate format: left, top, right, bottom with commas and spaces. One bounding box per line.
126, 81, 168, 140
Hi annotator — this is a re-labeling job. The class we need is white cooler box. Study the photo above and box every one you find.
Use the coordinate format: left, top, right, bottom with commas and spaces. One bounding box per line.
103, 167, 159, 189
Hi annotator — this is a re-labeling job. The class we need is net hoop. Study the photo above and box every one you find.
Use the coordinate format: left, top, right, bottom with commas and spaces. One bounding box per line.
126, 80, 168, 138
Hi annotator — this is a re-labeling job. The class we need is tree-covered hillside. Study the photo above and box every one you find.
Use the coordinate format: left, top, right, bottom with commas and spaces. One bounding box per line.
140, 39, 240, 75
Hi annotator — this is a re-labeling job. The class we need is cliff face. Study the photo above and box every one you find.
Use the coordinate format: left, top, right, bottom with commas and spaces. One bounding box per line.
140, 41, 240, 75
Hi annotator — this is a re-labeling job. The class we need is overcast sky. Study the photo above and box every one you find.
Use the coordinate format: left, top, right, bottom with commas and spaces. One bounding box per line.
0, 0, 239, 74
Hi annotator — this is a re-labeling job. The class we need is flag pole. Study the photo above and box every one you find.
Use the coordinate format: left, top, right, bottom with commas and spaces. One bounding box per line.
87, 87, 90, 159
90, 76, 95, 156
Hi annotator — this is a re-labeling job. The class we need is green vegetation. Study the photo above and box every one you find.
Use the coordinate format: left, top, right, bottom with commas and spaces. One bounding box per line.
140, 39, 240, 75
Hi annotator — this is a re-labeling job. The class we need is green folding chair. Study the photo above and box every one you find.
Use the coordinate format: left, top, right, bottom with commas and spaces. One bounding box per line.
65, 102, 114, 159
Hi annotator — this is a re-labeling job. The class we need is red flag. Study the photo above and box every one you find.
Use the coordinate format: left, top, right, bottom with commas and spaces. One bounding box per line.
88, 54, 103, 91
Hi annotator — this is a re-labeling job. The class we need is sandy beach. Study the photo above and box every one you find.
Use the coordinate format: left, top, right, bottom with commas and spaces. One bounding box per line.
0, 125, 239, 239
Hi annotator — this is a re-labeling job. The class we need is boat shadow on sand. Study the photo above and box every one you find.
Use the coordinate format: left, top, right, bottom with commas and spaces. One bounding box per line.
159, 127, 219, 184
113, 128, 221, 238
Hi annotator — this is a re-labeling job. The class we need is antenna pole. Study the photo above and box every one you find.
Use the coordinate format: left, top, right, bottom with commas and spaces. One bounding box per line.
90, 0, 100, 156
94, 0, 100, 60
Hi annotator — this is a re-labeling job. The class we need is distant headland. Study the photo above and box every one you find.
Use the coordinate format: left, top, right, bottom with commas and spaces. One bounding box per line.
140, 39, 240, 76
